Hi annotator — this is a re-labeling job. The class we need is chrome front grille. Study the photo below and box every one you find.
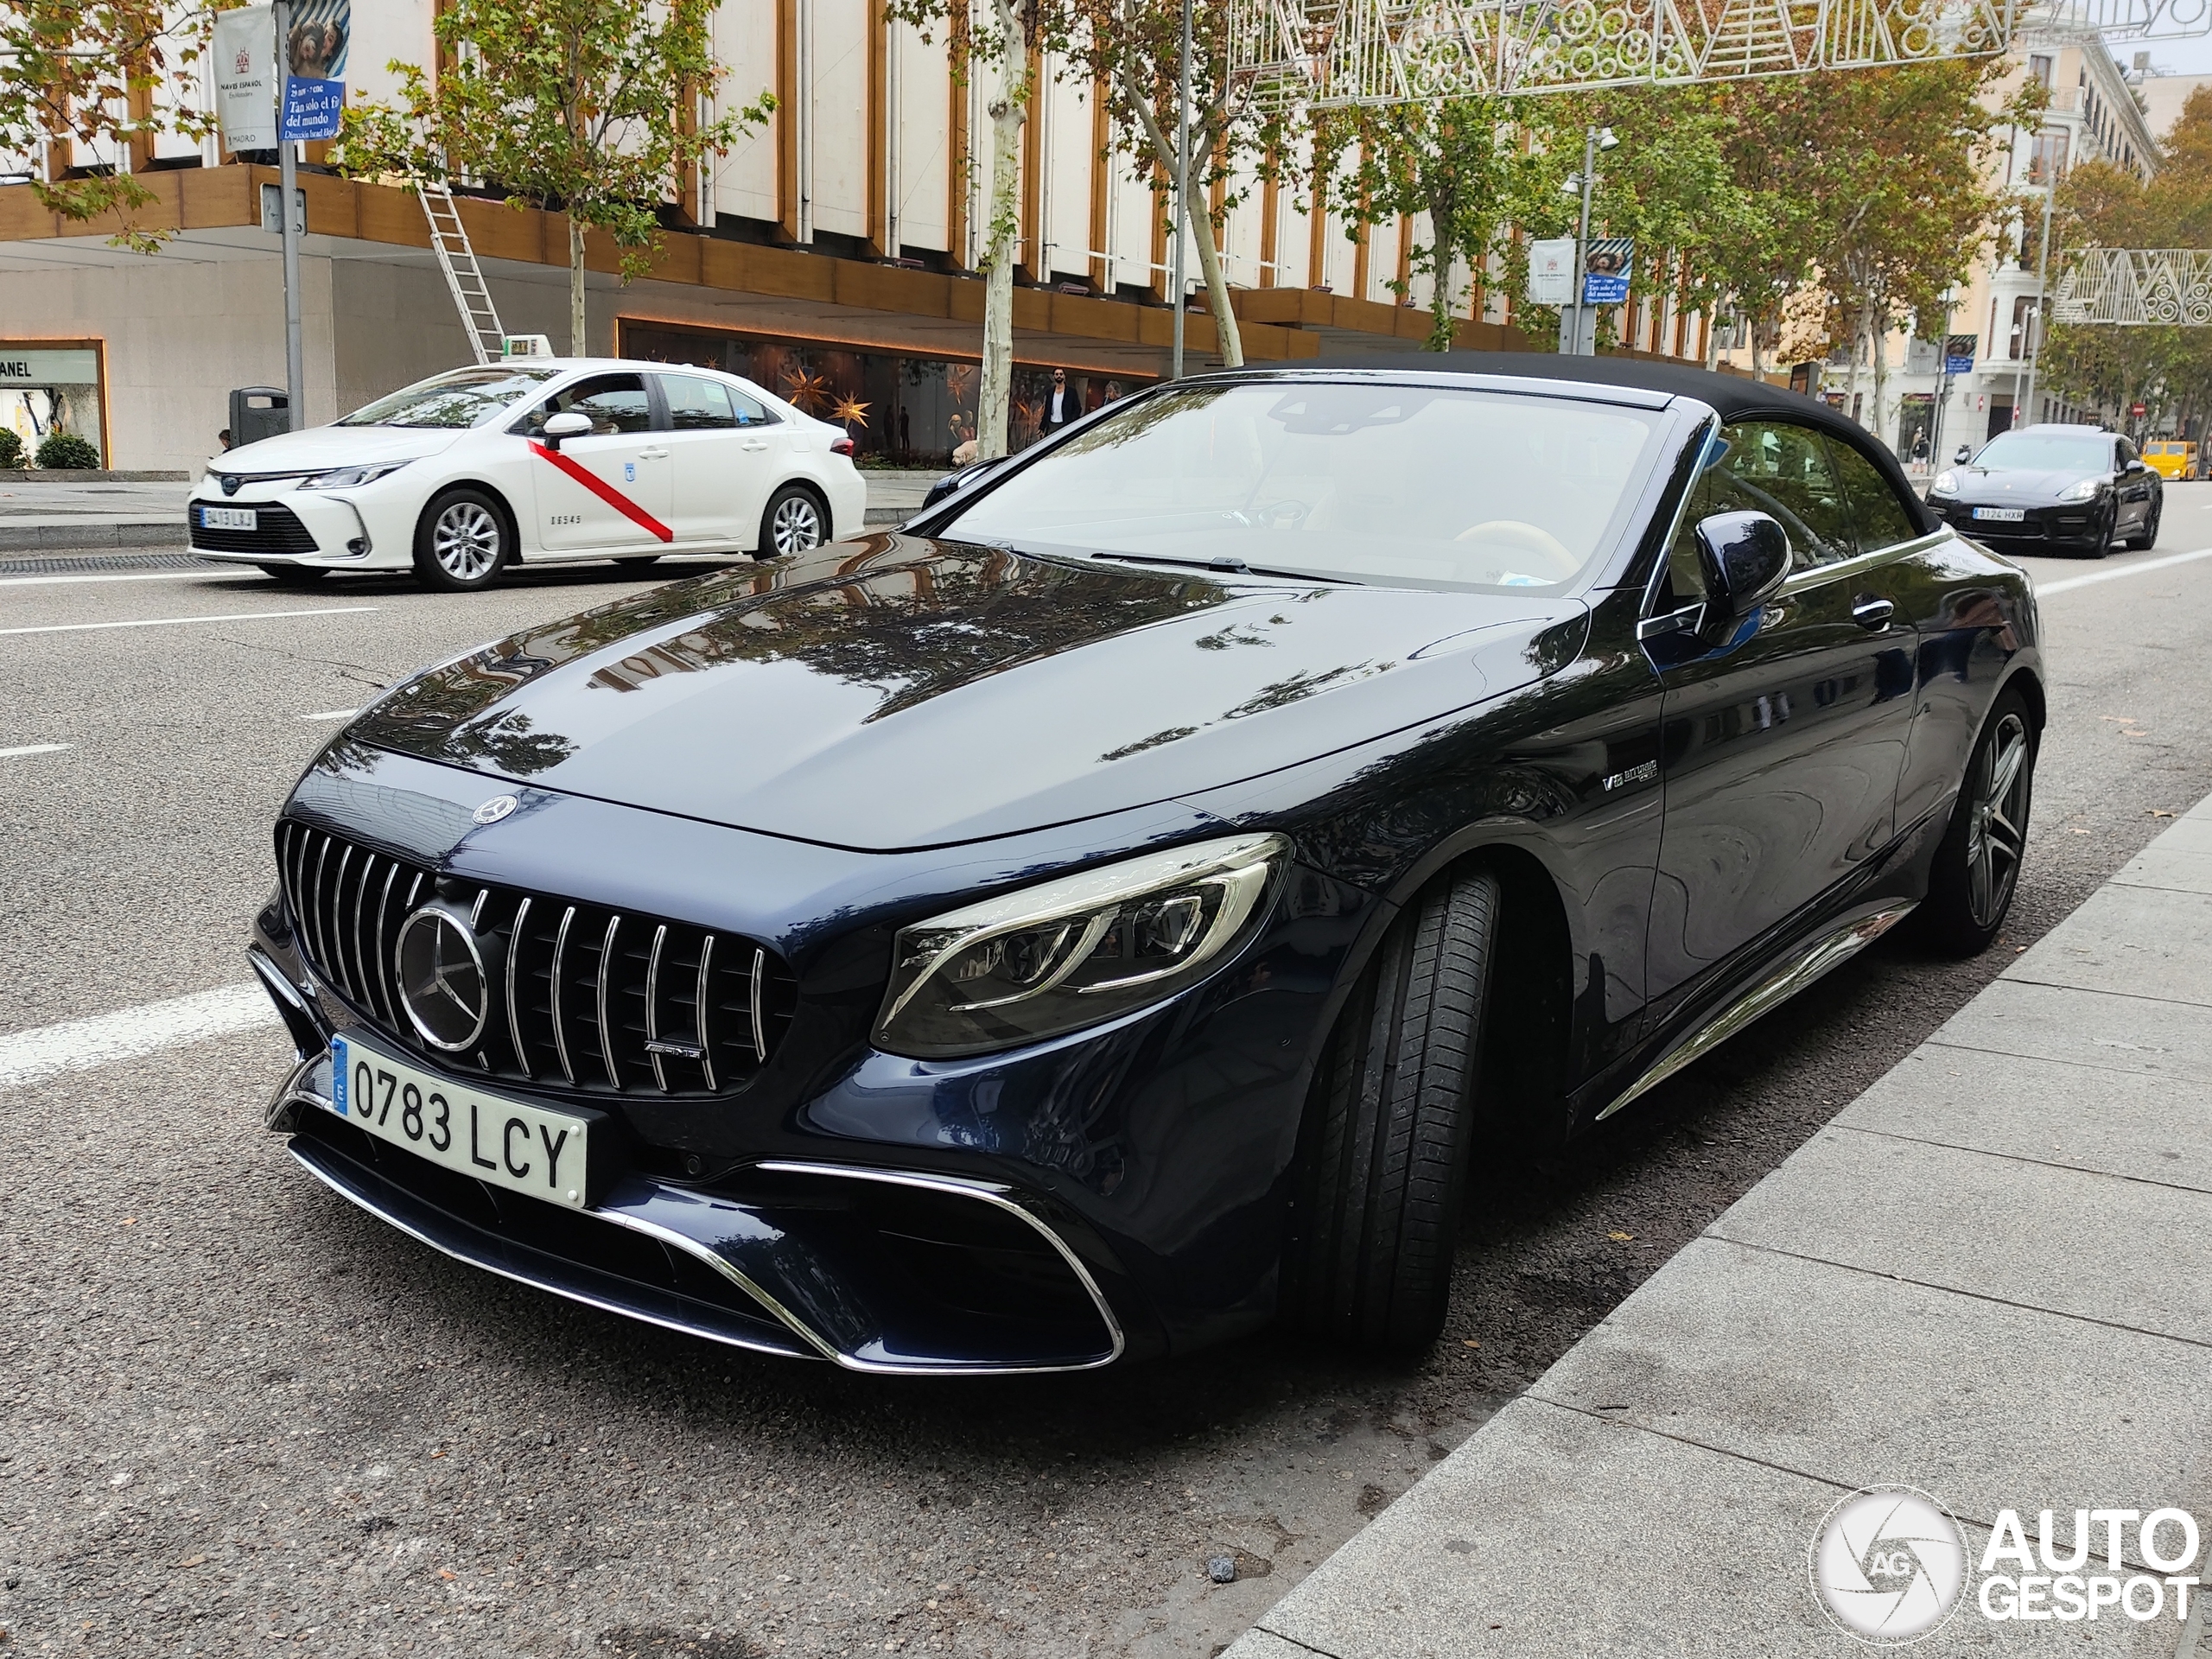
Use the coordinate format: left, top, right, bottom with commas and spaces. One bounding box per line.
276, 821, 794, 1097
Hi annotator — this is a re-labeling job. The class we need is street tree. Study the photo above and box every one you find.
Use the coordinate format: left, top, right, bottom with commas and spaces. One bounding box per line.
334, 0, 773, 355
0, 0, 219, 250
889, 0, 1064, 459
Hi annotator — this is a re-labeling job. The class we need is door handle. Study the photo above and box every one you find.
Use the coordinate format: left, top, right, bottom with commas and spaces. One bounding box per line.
741, 439, 769, 453
1852, 596, 1896, 631
638, 448, 670, 461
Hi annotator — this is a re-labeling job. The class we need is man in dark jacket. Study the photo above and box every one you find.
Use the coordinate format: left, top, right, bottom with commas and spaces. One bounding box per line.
1039, 369, 1079, 434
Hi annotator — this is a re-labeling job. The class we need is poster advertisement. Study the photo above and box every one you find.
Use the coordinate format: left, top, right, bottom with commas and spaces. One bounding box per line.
1582, 239, 1634, 306
279, 0, 351, 143
213, 5, 276, 152
1525, 238, 1575, 307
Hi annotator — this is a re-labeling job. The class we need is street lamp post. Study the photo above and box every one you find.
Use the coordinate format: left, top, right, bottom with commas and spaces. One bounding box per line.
2018, 130, 2060, 431
1171, 0, 1191, 379
1928, 287, 1960, 474
273, 0, 303, 430
1558, 126, 1617, 357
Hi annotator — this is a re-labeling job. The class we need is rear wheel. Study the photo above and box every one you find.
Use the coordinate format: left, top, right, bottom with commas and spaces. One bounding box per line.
412, 487, 512, 592
257, 563, 327, 587
2126, 498, 2161, 550
758, 485, 827, 559
1916, 689, 2036, 957
1281, 867, 1500, 1353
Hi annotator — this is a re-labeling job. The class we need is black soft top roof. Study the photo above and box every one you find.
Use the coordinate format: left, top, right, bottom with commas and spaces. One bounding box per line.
1297, 350, 1941, 537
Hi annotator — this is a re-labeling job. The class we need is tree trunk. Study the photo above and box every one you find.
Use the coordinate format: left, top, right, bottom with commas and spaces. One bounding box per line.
1869, 319, 1891, 450
1125, 92, 1243, 369
569, 219, 587, 357
1425, 182, 1461, 353
977, 48, 1027, 460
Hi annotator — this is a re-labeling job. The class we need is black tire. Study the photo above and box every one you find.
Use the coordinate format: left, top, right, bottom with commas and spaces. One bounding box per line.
757, 484, 828, 559
1916, 688, 2036, 958
1282, 867, 1501, 1352
614, 555, 662, 570
2079, 509, 2113, 560
257, 563, 327, 586
2126, 498, 2161, 551
412, 486, 513, 592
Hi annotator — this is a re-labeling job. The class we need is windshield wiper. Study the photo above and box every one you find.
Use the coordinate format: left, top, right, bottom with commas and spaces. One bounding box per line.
1089, 551, 1358, 585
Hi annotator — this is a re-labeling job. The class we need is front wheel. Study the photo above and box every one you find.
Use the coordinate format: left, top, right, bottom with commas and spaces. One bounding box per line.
757, 485, 827, 559
2126, 499, 2161, 550
1281, 867, 1501, 1353
413, 487, 512, 592
1916, 689, 2036, 957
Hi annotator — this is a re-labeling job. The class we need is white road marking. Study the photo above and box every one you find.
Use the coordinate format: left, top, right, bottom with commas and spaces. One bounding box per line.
0, 742, 69, 758
299, 708, 359, 721
2036, 546, 2212, 598
0, 606, 377, 638
0, 983, 280, 1093
0, 570, 236, 588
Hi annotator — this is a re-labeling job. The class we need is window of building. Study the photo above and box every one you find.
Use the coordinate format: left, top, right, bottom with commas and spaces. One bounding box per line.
2028, 129, 2069, 185
2029, 53, 2053, 88
620, 321, 1150, 466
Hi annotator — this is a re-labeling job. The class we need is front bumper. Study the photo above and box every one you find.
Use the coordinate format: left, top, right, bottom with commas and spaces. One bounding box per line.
251, 745, 1379, 1370
1927, 498, 2107, 546
186, 485, 411, 569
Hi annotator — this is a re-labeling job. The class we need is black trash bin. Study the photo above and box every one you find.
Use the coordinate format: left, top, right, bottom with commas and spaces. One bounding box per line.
228, 386, 290, 448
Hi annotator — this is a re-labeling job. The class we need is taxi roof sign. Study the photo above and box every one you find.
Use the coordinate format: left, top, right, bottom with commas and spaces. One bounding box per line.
502, 334, 554, 359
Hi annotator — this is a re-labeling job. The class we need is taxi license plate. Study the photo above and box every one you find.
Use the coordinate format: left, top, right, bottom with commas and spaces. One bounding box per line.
1972, 507, 2025, 523
330, 1033, 593, 1209
199, 505, 257, 531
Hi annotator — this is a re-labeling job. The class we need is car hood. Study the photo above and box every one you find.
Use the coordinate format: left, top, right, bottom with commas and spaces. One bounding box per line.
348, 534, 1589, 851
1948, 467, 2107, 505
214, 425, 467, 474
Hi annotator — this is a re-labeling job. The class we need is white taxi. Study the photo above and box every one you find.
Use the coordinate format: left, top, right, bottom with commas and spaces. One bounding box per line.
187, 358, 868, 590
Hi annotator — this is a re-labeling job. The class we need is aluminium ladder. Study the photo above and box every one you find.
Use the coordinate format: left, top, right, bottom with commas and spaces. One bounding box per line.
416, 180, 506, 365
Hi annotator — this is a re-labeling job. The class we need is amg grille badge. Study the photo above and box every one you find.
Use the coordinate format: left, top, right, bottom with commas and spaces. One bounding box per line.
645, 1038, 707, 1060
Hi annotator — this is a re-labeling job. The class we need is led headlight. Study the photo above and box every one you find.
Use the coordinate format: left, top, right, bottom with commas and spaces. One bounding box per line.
297, 461, 412, 490
874, 834, 1287, 1058
1930, 470, 1959, 496
2060, 477, 2101, 502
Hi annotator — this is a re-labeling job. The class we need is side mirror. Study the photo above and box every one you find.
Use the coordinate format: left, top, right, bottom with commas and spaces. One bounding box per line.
541, 410, 592, 451
1694, 510, 1791, 629
2126, 457, 2149, 474
1954, 444, 1973, 465
922, 455, 1007, 511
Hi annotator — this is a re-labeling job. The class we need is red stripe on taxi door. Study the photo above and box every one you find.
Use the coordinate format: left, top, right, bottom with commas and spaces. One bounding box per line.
529, 441, 674, 543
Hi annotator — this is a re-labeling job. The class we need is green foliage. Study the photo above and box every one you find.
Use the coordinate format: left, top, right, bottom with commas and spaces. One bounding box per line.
0, 0, 223, 250
333, 0, 773, 284
35, 430, 100, 469
0, 429, 23, 469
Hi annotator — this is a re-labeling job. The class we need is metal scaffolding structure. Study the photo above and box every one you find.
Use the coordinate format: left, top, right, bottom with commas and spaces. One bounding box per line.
1228, 0, 2211, 107
2051, 249, 2212, 325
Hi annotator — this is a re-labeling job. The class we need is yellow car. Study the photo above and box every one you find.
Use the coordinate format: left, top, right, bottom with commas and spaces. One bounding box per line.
2144, 440, 2196, 481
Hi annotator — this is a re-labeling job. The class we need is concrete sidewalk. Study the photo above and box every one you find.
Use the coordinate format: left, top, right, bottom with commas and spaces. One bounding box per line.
1228, 796, 2212, 1656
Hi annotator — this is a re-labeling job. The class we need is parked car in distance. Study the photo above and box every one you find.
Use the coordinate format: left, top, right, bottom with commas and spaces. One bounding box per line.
186, 359, 867, 591
1926, 422, 2161, 557
2143, 439, 2196, 482
251, 353, 2043, 1374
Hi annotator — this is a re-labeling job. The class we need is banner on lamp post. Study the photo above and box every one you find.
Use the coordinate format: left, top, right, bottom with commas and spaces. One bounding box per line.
279, 0, 351, 143
1582, 239, 1633, 305
1526, 238, 1575, 307
213, 5, 276, 152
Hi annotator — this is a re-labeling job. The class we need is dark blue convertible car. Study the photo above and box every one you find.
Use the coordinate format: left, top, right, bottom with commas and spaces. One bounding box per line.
251, 354, 2041, 1374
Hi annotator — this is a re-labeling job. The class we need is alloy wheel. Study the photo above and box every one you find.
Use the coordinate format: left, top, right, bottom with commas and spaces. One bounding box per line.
771, 494, 823, 556
1963, 712, 2030, 929
433, 501, 502, 581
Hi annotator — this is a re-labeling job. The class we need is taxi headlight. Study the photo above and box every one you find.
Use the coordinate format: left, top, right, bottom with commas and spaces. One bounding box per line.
298, 461, 412, 491
874, 834, 1286, 1058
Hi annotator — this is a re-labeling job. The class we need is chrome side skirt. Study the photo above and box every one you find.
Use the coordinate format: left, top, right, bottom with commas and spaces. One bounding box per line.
1596, 903, 1917, 1122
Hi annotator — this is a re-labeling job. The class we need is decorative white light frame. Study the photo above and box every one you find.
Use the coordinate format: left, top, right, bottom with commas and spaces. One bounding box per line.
2051, 249, 2212, 324
1229, 0, 2210, 106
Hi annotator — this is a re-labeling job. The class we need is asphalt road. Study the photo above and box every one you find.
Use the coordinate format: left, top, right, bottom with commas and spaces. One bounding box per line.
3, 502, 2211, 1659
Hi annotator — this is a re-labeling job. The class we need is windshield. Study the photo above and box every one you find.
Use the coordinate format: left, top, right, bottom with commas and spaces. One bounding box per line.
337, 366, 564, 429
938, 380, 1666, 593
1974, 431, 2113, 474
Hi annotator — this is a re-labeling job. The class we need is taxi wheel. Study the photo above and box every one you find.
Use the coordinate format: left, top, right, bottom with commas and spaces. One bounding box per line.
758, 485, 827, 559
414, 487, 512, 592
257, 563, 327, 587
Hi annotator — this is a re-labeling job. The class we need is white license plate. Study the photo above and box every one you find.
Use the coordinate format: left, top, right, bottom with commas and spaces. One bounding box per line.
330, 1033, 592, 1209
199, 505, 257, 531
1972, 507, 2025, 523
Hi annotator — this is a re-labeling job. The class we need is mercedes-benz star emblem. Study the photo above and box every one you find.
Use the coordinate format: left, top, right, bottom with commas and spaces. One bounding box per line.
473, 794, 519, 824
395, 904, 492, 1052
